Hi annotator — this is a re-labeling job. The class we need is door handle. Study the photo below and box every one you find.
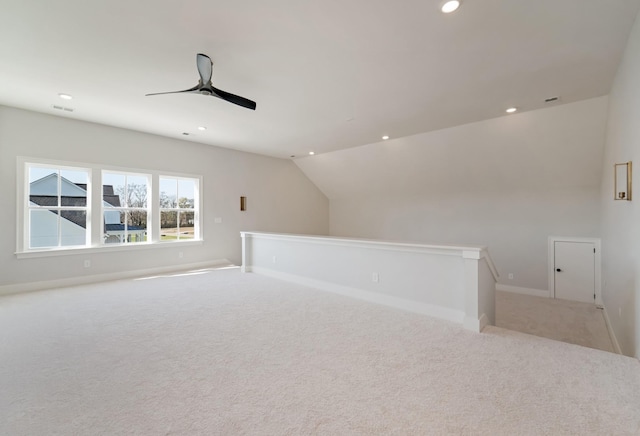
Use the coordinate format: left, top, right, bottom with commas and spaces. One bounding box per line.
556, 268, 562, 272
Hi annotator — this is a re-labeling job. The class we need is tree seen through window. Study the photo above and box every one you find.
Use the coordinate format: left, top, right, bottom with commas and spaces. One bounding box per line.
159, 177, 197, 241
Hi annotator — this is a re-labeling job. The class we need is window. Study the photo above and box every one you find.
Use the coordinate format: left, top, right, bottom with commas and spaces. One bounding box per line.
102, 172, 150, 244
159, 176, 199, 241
27, 164, 90, 249
18, 158, 202, 255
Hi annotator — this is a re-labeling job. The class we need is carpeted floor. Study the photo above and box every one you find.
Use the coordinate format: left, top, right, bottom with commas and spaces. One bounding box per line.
1, 267, 639, 435
495, 290, 615, 353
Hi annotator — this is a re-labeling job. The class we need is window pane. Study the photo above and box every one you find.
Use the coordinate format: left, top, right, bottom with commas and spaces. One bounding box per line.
26, 164, 90, 250
127, 175, 148, 208
29, 167, 58, 184
29, 209, 58, 248
103, 173, 125, 208
61, 169, 88, 207
160, 211, 178, 240
159, 176, 198, 242
159, 178, 177, 208
61, 195, 86, 207
104, 211, 124, 243
61, 210, 87, 246
126, 211, 147, 243
103, 211, 147, 243
128, 209, 147, 229
60, 169, 88, 184
178, 211, 195, 239
178, 179, 195, 209
29, 168, 59, 207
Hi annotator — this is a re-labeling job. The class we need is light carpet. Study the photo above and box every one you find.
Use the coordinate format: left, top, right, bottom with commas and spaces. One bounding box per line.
1, 267, 639, 435
495, 290, 615, 353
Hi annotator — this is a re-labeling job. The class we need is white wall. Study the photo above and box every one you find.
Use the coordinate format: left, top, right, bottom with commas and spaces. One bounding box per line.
241, 232, 497, 331
600, 12, 640, 358
0, 106, 329, 289
296, 97, 608, 292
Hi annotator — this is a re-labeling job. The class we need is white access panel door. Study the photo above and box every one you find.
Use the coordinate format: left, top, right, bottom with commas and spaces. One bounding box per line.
554, 241, 595, 303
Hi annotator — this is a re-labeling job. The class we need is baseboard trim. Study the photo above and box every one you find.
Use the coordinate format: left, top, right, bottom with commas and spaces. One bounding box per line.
464, 313, 489, 333
0, 259, 233, 297
496, 284, 550, 298
601, 305, 623, 355
249, 266, 467, 326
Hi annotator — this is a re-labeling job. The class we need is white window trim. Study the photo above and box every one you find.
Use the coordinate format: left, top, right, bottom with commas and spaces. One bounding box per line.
102, 169, 152, 246
22, 160, 92, 251
16, 157, 203, 258
159, 175, 201, 242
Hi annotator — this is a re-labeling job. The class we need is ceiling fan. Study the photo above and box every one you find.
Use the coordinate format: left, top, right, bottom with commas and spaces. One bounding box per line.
146, 53, 256, 110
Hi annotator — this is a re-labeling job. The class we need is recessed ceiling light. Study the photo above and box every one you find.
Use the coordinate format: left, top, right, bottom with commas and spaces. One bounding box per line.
309, 151, 315, 155
506, 107, 518, 113
382, 135, 390, 140
58, 93, 73, 100
441, 1, 461, 13
197, 126, 206, 131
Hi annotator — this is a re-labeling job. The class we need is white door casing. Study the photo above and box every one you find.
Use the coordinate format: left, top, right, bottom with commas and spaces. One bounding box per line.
548, 237, 601, 305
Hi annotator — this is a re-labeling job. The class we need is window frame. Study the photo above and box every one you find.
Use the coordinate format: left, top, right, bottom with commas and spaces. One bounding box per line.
159, 175, 200, 242
24, 162, 92, 250
16, 157, 203, 258
102, 170, 152, 245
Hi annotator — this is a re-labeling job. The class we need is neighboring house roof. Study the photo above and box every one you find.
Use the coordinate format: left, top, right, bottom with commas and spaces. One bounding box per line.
105, 224, 145, 231
102, 194, 121, 207
29, 195, 87, 207
29, 174, 122, 207
75, 183, 121, 207
30, 173, 87, 197
60, 210, 87, 229
29, 173, 124, 229
28, 200, 88, 228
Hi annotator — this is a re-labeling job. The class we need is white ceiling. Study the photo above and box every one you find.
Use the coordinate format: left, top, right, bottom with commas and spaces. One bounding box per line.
1, 0, 639, 159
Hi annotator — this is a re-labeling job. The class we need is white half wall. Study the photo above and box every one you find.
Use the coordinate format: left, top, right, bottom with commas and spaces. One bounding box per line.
0, 106, 329, 291
599, 11, 640, 358
296, 97, 607, 292
241, 232, 498, 332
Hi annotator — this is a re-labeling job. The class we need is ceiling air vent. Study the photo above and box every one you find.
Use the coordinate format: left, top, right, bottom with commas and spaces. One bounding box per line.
52, 105, 74, 112
544, 96, 560, 103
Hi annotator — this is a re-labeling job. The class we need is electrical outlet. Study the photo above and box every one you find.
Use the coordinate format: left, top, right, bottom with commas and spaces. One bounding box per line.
83, 260, 91, 268
178, 252, 183, 258
372, 272, 379, 283
272, 256, 277, 264
214, 217, 222, 224
508, 273, 514, 280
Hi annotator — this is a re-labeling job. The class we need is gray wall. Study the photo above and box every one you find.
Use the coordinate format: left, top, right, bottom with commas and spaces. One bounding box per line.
600, 12, 640, 358
0, 106, 329, 288
296, 97, 608, 293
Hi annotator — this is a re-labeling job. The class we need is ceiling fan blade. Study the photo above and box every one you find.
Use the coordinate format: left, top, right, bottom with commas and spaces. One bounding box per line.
212, 86, 257, 110
196, 53, 213, 84
145, 85, 199, 96
147, 53, 257, 110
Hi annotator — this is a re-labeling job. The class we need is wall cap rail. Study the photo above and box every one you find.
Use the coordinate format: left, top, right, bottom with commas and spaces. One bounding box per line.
241, 231, 499, 281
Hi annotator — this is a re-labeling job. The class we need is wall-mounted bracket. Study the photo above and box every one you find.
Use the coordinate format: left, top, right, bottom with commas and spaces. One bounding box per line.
614, 161, 632, 201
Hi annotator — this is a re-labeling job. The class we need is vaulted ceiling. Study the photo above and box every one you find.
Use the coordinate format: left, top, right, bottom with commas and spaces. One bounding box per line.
1, 0, 639, 158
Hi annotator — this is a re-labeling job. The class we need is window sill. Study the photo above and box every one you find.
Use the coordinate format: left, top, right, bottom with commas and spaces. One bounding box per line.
15, 239, 203, 259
